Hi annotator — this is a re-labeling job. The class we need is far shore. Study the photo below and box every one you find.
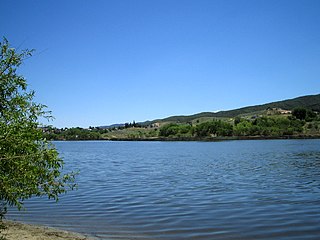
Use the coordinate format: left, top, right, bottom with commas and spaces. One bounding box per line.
55, 134, 320, 142
3, 220, 94, 240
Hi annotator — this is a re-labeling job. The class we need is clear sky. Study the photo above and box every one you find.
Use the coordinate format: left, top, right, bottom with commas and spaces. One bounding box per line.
1, 0, 320, 128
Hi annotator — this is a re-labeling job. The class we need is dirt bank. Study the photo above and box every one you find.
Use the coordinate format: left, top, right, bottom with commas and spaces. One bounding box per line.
3, 221, 93, 240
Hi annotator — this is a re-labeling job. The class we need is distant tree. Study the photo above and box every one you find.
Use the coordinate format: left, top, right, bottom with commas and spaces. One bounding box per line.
216, 121, 233, 136
292, 107, 307, 120
0, 38, 76, 237
159, 123, 180, 137
195, 120, 233, 137
234, 117, 241, 126
233, 120, 253, 136
306, 109, 317, 122
179, 124, 192, 134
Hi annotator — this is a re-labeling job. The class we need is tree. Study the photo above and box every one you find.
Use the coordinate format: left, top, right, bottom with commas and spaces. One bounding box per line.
233, 120, 254, 136
292, 107, 307, 120
159, 123, 180, 137
234, 116, 241, 126
195, 120, 233, 137
0, 38, 76, 236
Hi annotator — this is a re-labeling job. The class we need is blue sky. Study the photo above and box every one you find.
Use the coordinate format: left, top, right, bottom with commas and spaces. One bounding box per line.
1, 0, 320, 128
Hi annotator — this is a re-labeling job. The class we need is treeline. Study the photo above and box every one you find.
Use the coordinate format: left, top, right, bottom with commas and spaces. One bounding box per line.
159, 120, 234, 137
43, 127, 106, 140
122, 121, 143, 129
43, 108, 320, 140
233, 117, 304, 136
158, 108, 319, 138
158, 117, 304, 138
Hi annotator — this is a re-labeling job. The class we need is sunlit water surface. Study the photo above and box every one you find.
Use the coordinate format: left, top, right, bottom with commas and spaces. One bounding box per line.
8, 140, 320, 239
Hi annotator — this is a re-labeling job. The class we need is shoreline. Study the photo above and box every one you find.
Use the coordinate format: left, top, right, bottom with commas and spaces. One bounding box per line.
107, 134, 320, 141
53, 134, 320, 142
3, 220, 94, 240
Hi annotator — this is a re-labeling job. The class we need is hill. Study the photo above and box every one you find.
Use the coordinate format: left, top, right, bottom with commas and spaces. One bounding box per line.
45, 94, 320, 140
146, 94, 320, 124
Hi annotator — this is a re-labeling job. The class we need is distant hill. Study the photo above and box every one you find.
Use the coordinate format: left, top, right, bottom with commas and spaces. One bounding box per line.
48, 94, 320, 140
147, 94, 320, 124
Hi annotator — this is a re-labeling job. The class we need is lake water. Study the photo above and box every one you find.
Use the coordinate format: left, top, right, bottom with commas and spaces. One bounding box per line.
7, 140, 320, 239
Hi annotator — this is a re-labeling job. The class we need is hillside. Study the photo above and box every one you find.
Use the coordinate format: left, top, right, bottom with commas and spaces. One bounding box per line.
45, 94, 320, 141
147, 94, 320, 124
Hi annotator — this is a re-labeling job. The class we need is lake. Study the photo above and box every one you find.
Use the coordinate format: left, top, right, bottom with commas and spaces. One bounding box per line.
7, 140, 320, 239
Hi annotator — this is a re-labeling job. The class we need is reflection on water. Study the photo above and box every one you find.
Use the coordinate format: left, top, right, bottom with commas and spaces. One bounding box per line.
8, 140, 320, 239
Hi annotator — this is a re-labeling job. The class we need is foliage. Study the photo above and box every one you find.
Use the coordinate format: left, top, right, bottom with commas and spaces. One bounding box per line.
159, 123, 192, 137
292, 107, 317, 122
292, 107, 308, 120
234, 116, 241, 126
123, 121, 142, 129
149, 94, 320, 125
233, 117, 304, 136
44, 114, 318, 141
233, 120, 256, 136
158, 115, 309, 139
194, 120, 233, 137
0, 37, 76, 225
44, 127, 102, 140
304, 121, 320, 135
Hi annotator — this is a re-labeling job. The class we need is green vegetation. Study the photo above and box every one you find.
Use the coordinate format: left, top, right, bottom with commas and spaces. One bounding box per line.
41, 93, 320, 141
159, 123, 192, 137
156, 112, 312, 139
149, 94, 320, 124
43, 106, 320, 141
194, 120, 233, 137
44, 127, 103, 140
233, 116, 304, 136
44, 125, 159, 140
0, 38, 76, 239
292, 107, 317, 121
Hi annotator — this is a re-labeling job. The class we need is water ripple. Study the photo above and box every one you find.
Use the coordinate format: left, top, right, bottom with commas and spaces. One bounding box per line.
7, 140, 320, 239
